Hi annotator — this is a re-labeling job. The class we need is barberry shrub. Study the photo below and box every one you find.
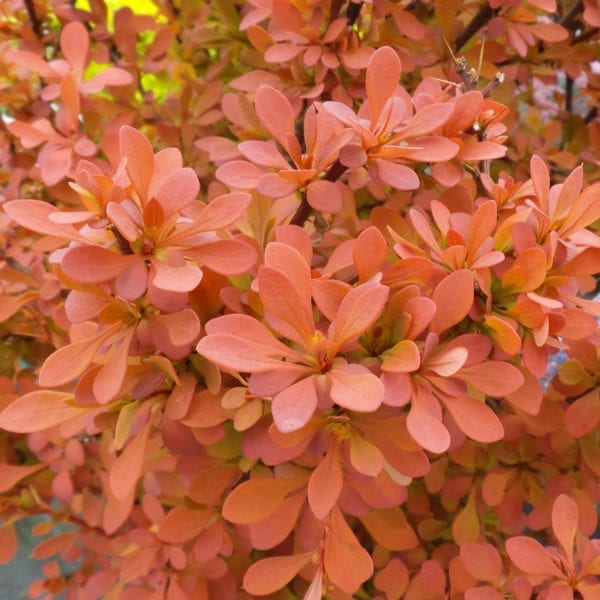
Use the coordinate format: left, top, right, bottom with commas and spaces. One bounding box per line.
0, 0, 599, 598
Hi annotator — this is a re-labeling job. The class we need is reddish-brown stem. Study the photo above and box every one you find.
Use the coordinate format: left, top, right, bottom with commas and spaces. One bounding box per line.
454, 4, 500, 53
290, 159, 347, 227
23, 0, 42, 38
111, 226, 134, 255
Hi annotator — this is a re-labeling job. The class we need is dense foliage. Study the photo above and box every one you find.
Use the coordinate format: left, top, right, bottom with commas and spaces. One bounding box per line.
0, 0, 599, 598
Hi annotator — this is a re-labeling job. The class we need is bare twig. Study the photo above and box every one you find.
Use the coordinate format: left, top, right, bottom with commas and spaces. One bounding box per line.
23, 0, 42, 38
290, 159, 347, 226
454, 3, 500, 53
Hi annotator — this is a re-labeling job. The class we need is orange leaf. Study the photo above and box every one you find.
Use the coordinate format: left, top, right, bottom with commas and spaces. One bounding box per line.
39, 323, 120, 387
331, 281, 388, 347
443, 396, 504, 443
243, 552, 314, 595
366, 47, 401, 128
349, 431, 385, 477
0, 463, 45, 493
221, 477, 302, 524
506, 536, 565, 578
407, 388, 450, 453
119, 126, 155, 202
0, 522, 18, 564
0, 391, 89, 433
254, 85, 296, 150
460, 542, 503, 584
430, 269, 474, 334
359, 507, 419, 551
157, 506, 213, 544
108, 418, 152, 502
456, 361, 525, 397
484, 315, 522, 355
324, 506, 373, 594
381, 339, 421, 373
308, 440, 343, 519
552, 495, 579, 567
452, 491, 480, 545
249, 490, 306, 550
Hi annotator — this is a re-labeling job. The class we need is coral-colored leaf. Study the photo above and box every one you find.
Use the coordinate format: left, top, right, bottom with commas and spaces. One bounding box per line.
308, 440, 343, 519
429, 270, 474, 334
331, 282, 388, 347
324, 506, 373, 594
407, 388, 449, 453
366, 47, 401, 127
565, 389, 600, 438
61, 21, 88, 76
157, 506, 212, 544
119, 126, 155, 201
243, 552, 313, 595
381, 339, 421, 373
0, 391, 88, 433
150, 259, 202, 292
306, 179, 342, 213
155, 168, 200, 216
349, 431, 385, 476
199, 314, 299, 370
61, 246, 136, 283
552, 495, 578, 566
329, 364, 384, 413
505, 536, 565, 578
374, 159, 420, 190
108, 418, 152, 502
272, 376, 318, 433
0, 463, 45, 493
396, 103, 455, 140
444, 396, 504, 443
359, 507, 419, 551
3, 200, 88, 243
0, 523, 18, 564
456, 362, 525, 396
222, 477, 301, 524
259, 249, 314, 345
353, 226, 388, 283
249, 491, 305, 550
39, 323, 119, 387
424, 346, 468, 377
460, 542, 503, 584
193, 239, 257, 275
254, 85, 296, 150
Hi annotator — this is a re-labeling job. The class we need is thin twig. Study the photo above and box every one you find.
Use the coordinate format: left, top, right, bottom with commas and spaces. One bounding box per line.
565, 75, 574, 115
560, 0, 583, 30
454, 4, 500, 53
290, 159, 347, 226
23, 0, 42, 38
571, 26, 599, 45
